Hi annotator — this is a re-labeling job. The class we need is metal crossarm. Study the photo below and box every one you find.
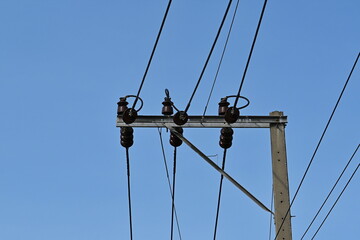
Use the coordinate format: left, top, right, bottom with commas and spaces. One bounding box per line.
116, 115, 287, 128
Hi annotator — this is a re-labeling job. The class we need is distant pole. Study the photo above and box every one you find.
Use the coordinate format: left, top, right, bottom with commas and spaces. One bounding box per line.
270, 111, 292, 240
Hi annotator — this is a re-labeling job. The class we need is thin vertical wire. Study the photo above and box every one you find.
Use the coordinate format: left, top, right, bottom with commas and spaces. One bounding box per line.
213, 149, 227, 240
158, 128, 182, 240
170, 147, 177, 240
125, 148, 133, 240
268, 186, 274, 240
202, 0, 240, 117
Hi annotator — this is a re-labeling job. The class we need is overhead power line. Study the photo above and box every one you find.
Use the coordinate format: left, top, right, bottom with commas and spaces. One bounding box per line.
158, 129, 182, 240
310, 163, 360, 240
184, 0, 233, 113
274, 52, 360, 240
132, 0, 173, 110
125, 148, 133, 240
213, 149, 228, 240
233, 0, 268, 108
203, 0, 240, 117
301, 144, 359, 239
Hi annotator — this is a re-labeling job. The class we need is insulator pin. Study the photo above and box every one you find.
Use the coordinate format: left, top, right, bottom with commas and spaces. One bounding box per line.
162, 97, 174, 115
170, 127, 183, 147
218, 98, 230, 116
173, 111, 188, 125
117, 97, 128, 117
219, 127, 234, 149
123, 108, 138, 124
224, 107, 240, 124
121, 127, 134, 148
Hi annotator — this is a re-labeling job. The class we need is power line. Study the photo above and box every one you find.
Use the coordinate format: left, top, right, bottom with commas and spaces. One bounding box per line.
170, 147, 177, 240
203, 0, 240, 117
213, 149, 227, 240
301, 144, 359, 239
233, 0, 268, 108
310, 163, 360, 240
132, 0, 173, 110
274, 52, 360, 240
158, 128, 182, 240
268, 186, 274, 240
125, 147, 133, 240
184, 0, 233, 113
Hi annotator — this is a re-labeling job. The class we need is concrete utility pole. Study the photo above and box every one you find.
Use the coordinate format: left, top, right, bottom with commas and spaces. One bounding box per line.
116, 111, 293, 239
270, 111, 292, 240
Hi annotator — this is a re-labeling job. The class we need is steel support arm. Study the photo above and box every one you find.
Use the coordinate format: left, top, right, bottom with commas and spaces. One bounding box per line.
167, 125, 273, 214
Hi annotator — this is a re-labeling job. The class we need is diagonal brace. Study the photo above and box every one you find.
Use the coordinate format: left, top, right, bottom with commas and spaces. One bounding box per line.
166, 125, 273, 214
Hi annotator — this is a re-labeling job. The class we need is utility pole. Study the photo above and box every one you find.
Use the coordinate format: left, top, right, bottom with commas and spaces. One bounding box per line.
116, 108, 293, 239
270, 111, 292, 240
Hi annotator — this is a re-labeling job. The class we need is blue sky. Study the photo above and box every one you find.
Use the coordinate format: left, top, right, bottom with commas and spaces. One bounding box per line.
0, 0, 359, 239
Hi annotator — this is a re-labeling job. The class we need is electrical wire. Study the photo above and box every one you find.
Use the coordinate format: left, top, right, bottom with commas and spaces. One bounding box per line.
170, 147, 177, 240
233, 0, 268, 108
125, 147, 133, 240
158, 128, 183, 240
184, 0, 233, 113
268, 186, 274, 240
274, 52, 360, 240
310, 163, 360, 240
202, 0, 240, 117
301, 144, 359, 239
132, 0, 173, 110
213, 149, 227, 240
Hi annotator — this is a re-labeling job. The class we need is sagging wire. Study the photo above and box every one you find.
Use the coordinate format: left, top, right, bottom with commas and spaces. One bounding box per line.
301, 144, 359, 239
310, 163, 360, 239
274, 52, 360, 240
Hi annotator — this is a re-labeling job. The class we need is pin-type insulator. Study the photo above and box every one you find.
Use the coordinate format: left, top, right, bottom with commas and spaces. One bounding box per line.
173, 111, 188, 126
218, 97, 230, 116
219, 127, 234, 149
120, 127, 134, 148
122, 108, 138, 124
170, 127, 183, 147
224, 107, 240, 124
162, 97, 173, 115
117, 97, 128, 117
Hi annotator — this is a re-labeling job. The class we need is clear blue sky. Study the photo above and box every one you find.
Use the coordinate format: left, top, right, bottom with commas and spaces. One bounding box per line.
0, 1, 359, 239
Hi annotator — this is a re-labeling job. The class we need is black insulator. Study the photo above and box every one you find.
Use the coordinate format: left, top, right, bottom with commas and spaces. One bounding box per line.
219, 127, 234, 149
173, 111, 188, 125
218, 98, 230, 116
121, 127, 134, 148
170, 127, 183, 147
117, 97, 129, 117
162, 97, 174, 115
224, 107, 240, 124
123, 108, 138, 124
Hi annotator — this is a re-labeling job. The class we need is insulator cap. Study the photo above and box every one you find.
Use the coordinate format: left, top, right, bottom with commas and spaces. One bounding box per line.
120, 127, 134, 148
218, 98, 230, 116
170, 127, 183, 147
173, 111, 188, 125
117, 97, 128, 116
219, 127, 234, 149
162, 97, 174, 115
122, 108, 138, 124
224, 107, 240, 124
